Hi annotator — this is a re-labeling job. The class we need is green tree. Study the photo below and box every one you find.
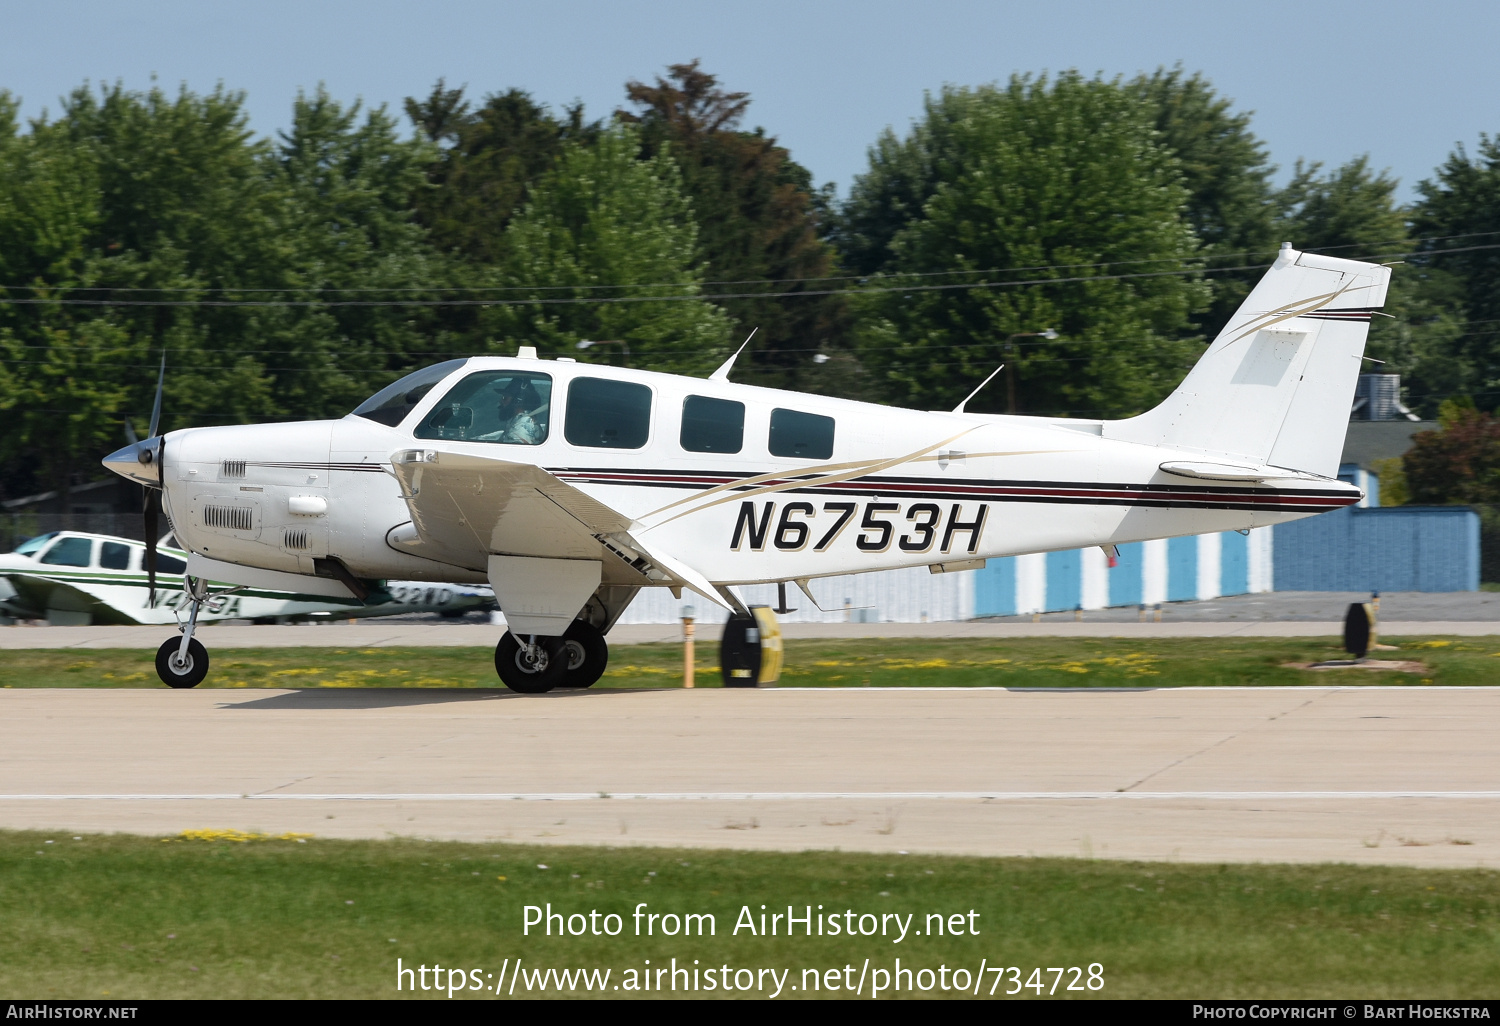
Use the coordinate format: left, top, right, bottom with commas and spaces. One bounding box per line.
405, 82, 599, 264
619, 61, 845, 390
9, 80, 285, 439
841, 67, 1274, 341
1412, 135, 1500, 409
1124, 67, 1279, 337
479, 123, 732, 371
1278, 155, 1407, 251
0, 82, 450, 508
1277, 155, 1473, 418
851, 74, 1207, 417
1402, 400, 1500, 504
234, 87, 448, 421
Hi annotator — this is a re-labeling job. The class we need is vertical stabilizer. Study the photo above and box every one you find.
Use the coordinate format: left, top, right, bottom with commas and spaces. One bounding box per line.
1104, 245, 1390, 478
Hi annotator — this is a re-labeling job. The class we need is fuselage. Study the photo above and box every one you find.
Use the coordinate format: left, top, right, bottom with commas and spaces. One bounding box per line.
138, 355, 1360, 589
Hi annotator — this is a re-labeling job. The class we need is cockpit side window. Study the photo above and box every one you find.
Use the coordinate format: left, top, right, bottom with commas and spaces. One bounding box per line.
100, 541, 131, 571
412, 371, 553, 445
352, 359, 468, 427
39, 536, 93, 567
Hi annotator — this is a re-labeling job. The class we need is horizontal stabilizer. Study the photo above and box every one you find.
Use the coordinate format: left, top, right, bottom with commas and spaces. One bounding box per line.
1158, 461, 1325, 483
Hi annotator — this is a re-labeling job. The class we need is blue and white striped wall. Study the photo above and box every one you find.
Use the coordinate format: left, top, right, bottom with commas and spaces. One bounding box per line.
617, 563, 978, 625
615, 527, 1272, 624
972, 530, 1273, 617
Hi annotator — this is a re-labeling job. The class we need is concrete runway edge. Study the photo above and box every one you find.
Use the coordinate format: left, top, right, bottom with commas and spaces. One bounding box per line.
2, 686, 1497, 867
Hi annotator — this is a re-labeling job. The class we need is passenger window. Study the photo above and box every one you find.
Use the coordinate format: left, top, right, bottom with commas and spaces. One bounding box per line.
681, 395, 745, 454
413, 371, 552, 445
156, 554, 187, 575
565, 377, 652, 449
100, 542, 131, 570
769, 408, 835, 460
39, 536, 93, 567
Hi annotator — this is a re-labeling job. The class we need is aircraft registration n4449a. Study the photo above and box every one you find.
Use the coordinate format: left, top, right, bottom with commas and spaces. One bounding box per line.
103, 244, 1388, 691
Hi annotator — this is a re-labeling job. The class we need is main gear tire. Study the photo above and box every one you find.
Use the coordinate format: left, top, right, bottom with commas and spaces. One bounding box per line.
557, 620, 609, 688
155, 637, 210, 689
494, 632, 567, 693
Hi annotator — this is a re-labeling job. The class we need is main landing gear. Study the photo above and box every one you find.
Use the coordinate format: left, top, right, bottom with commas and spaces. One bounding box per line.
494, 620, 608, 693
155, 576, 210, 688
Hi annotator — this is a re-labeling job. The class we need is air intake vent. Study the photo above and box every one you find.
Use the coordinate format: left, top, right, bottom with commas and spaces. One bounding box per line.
203, 504, 254, 531
221, 460, 247, 478
284, 528, 309, 551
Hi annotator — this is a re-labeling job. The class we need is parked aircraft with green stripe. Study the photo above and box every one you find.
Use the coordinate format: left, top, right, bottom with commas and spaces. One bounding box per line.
0, 531, 493, 626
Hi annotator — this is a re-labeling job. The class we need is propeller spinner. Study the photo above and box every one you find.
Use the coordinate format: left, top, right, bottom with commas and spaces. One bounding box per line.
101, 354, 168, 601
102, 354, 166, 488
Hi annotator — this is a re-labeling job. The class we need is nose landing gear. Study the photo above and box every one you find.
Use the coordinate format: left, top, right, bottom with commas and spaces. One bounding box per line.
155, 576, 210, 688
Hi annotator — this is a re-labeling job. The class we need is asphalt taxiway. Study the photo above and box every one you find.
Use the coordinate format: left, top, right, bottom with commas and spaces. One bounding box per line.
2, 686, 1496, 867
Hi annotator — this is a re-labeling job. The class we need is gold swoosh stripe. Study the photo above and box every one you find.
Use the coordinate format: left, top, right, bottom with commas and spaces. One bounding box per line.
1214, 277, 1383, 354
642, 426, 985, 529
1215, 285, 1348, 352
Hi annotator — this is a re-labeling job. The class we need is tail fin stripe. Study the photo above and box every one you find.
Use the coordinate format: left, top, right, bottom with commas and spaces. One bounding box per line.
1216, 283, 1353, 351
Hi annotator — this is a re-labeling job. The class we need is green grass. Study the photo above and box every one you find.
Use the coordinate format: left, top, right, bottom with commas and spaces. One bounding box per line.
3, 830, 1497, 999
1, 635, 1497, 689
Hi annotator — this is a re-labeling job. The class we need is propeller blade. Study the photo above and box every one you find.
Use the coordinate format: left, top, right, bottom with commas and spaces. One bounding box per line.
124, 418, 138, 445
144, 489, 159, 605
147, 353, 165, 439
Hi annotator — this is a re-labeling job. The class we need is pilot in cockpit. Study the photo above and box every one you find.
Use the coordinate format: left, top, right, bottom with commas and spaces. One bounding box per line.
494, 377, 546, 445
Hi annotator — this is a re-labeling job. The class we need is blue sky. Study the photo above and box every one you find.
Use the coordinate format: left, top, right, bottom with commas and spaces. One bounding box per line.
3, 0, 1496, 202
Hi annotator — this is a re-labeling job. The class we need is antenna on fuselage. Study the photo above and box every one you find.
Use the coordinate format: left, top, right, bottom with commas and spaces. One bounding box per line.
709, 327, 758, 382
952, 364, 1006, 414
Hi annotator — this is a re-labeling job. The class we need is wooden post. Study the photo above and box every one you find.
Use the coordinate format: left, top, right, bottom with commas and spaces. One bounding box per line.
682, 611, 695, 689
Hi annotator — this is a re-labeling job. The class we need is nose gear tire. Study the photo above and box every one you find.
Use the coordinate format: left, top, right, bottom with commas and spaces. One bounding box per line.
557, 620, 609, 688
494, 632, 567, 693
155, 637, 210, 689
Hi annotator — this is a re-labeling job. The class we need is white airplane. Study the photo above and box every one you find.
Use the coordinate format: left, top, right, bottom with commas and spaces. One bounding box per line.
102, 244, 1388, 690
0, 530, 494, 627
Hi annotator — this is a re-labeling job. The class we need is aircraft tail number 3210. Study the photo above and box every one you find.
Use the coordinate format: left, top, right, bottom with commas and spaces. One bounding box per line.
104, 244, 1388, 691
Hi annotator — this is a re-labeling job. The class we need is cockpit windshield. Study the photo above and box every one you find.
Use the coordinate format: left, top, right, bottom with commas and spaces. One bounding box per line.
12, 532, 57, 556
352, 360, 468, 426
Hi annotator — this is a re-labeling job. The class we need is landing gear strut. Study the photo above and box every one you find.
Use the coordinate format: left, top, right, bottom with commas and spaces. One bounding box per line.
155, 576, 210, 688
